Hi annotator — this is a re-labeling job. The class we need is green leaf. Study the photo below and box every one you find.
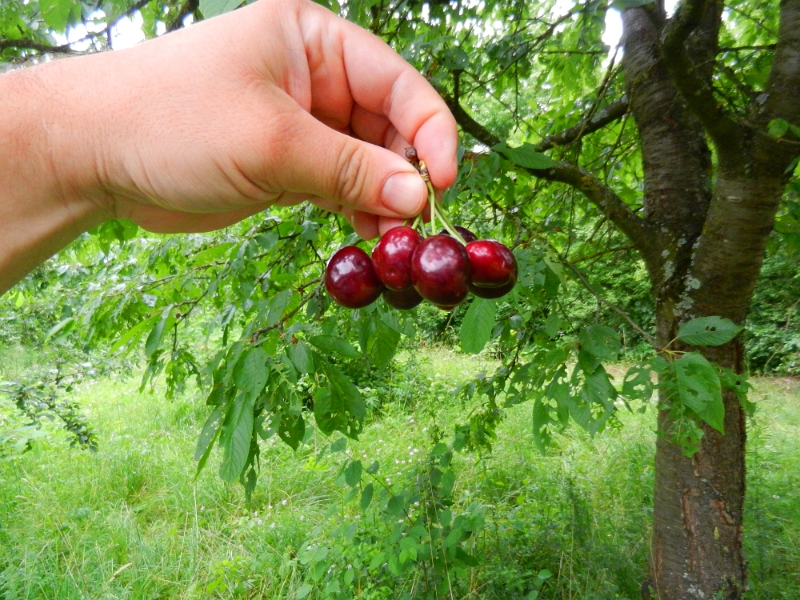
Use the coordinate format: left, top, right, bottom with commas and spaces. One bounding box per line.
288, 340, 313, 374
674, 353, 724, 433
331, 437, 347, 452
344, 460, 362, 487
360, 483, 374, 511
195, 406, 223, 461
267, 290, 293, 327
233, 347, 270, 401
493, 142, 557, 169
308, 335, 360, 359
677, 317, 741, 346
110, 314, 159, 354
386, 494, 405, 517
460, 298, 496, 354
199, 0, 242, 18
45, 317, 75, 343
621, 363, 654, 402
278, 413, 305, 450
219, 391, 255, 481
295, 583, 313, 599
578, 324, 621, 360
145, 306, 175, 358
195, 406, 223, 476
769, 118, 790, 138
368, 321, 401, 370
314, 362, 365, 437
40, 0, 73, 31
191, 242, 235, 266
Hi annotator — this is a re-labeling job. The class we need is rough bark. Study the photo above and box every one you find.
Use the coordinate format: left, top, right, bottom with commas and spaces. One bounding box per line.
629, 0, 800, 597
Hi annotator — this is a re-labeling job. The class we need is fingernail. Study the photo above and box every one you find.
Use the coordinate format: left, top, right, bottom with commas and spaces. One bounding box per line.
381, 173, 426, 216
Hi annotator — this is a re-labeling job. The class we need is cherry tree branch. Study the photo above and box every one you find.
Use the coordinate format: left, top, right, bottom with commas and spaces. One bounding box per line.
445, 96, 660, 271
659, 0, 743, 161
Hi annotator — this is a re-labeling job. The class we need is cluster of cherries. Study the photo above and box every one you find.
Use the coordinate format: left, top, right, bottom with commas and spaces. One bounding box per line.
324, 150, 517, 311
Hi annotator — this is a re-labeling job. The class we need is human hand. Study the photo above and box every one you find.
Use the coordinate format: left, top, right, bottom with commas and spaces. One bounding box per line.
42, 0, 458, 239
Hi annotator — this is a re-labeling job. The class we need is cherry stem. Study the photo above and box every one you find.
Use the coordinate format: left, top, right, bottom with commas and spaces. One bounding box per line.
411, 158, 466, 245
426, 180, 467, 245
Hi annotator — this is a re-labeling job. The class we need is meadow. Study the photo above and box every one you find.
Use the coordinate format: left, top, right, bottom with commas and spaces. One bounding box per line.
1, 349, 798, 599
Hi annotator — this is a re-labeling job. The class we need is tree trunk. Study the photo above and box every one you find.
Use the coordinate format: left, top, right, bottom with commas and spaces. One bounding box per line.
621, 5, 750, 598
648, 344, 747, 599
621, 1, 800, 596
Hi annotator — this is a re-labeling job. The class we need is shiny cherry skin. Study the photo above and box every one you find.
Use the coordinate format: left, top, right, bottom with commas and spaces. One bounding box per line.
468, 279, 516, 299
325, 246, 384, 309
466, 240, 517, 288
382, 286, 424, 310
439, 226, 478, 245
411, 235, 472, 306
372, 226, 422, 291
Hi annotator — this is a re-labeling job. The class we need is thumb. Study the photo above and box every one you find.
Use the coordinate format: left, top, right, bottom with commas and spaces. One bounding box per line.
272, 109, 428, 218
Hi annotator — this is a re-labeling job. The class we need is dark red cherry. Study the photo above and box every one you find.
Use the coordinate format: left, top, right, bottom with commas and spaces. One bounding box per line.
325, 246, 383, 309
468, 279, 516, 299
466, 240, 517, 288
372, 226, 422, 291
382, 286, 423, 310
410, 235, 471, 306
439, 226, 478, 245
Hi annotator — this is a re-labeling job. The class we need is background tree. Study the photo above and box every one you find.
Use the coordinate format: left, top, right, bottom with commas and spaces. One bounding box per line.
2, 0, 800, 598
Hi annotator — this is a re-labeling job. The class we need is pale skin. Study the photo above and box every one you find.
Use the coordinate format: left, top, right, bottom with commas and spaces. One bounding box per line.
0, 0, 458, 294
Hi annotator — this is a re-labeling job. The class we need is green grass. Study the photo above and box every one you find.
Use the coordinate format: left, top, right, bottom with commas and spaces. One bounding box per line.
1, 350, 799, 599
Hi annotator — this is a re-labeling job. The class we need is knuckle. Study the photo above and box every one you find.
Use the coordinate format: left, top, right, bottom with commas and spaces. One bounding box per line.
333, 141, 371, 207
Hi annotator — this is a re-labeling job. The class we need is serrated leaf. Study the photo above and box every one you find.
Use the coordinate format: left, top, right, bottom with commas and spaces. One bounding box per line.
288, 340, 313, 374
460, 298, 496, 354
493, 142, 557, 169
267, 290, 293, 327
344, 460, 362, 487
219, 391, 255, 481
677, 317, 741, 346
314, 362, 365, 438
199, 0, 241, 18
674, 353, 724, 433
368, 321, 401, 370
360, 483, 374, 511
233, 347, 270, 401
308, 335, 360, 359
579, 324, 621, 360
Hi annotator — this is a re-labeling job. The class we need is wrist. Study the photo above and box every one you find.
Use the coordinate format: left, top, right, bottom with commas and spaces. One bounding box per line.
0, 65, 110, 293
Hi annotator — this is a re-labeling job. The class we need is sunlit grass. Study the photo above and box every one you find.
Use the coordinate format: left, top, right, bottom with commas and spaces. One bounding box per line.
0, 351, 798, 598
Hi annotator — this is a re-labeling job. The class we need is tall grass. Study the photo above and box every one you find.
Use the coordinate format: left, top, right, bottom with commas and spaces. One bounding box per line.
0, 349, 798, 599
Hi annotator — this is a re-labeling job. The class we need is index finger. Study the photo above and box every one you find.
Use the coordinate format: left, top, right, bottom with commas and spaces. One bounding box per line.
298, 1, 459, 190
